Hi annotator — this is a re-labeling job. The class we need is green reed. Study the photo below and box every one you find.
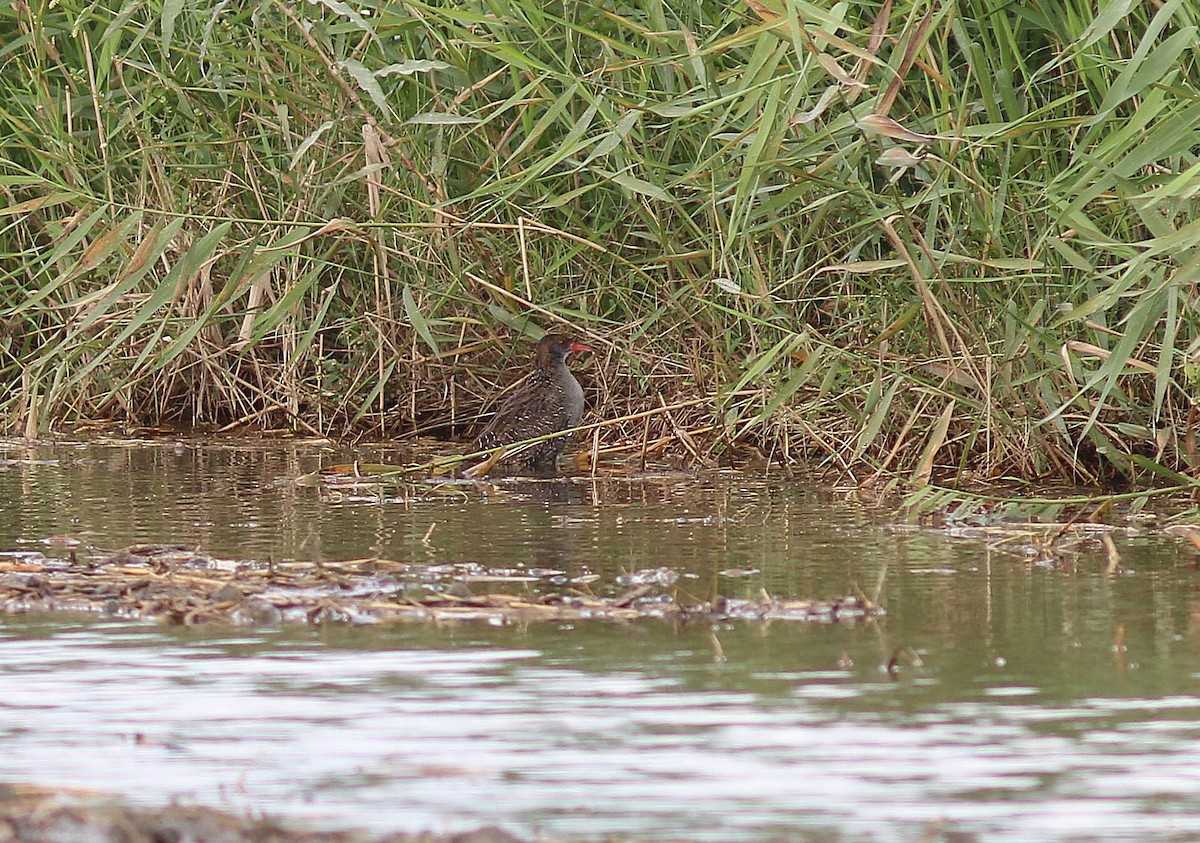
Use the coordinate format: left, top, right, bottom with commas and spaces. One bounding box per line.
1, 0, 1199, 487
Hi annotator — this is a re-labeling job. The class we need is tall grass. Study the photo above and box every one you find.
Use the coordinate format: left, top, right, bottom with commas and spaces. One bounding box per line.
2, 0, 1199, 486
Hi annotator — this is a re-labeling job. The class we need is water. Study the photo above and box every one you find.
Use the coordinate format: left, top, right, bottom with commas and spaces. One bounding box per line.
2, 437, 1200, 841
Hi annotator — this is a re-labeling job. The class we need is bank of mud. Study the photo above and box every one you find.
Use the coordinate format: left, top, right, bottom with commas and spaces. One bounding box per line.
0, 783, 525, 843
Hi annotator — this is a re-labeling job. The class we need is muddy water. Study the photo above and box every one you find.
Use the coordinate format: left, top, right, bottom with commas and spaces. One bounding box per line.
2, 438, 1200, 841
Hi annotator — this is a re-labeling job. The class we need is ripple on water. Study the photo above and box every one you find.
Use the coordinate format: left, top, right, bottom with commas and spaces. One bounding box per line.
0, 621, 1197, 841
2, 442, 1200, 841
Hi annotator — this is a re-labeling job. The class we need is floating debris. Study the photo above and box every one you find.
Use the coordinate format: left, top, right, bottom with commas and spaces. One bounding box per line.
894, 518, 1146, 568
615, 566, 679, 587
0, 544, 884, 627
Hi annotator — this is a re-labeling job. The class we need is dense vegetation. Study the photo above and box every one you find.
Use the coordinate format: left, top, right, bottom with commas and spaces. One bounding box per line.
2, 0, 1199, 487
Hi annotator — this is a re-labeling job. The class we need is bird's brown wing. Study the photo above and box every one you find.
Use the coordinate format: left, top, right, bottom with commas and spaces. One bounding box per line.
473, 381, 570, 451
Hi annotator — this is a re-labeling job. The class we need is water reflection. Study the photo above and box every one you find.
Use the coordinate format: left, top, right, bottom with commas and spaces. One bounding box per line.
0, 438, 886, 599
1, 440, 1200, 840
